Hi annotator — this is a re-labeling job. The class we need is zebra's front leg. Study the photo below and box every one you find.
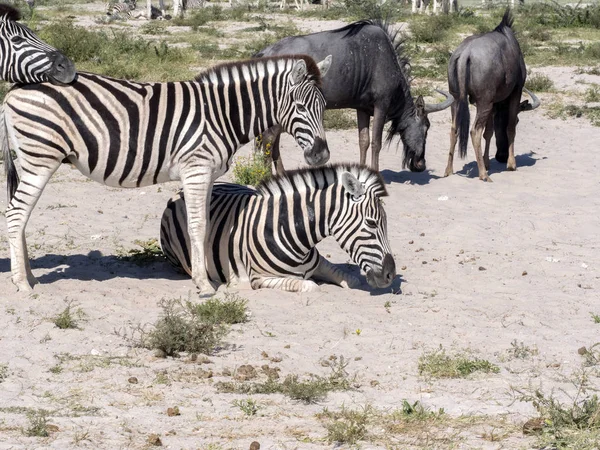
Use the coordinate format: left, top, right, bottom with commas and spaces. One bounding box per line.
181, 168, 216, 296
312, 255, 361, 289
6, 166, 60, 291
250, 274, 319, 292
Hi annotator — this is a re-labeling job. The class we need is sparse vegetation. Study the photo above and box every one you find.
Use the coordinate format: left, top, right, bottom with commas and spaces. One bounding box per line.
0, 364, 8, 382
418, 346, 500, 378
584, 85, 600, 103
139, 297, 247, 356
232, 151, 272, 186
320, 404, 372, 445
117, 238, 165, 266
233, 398, 260, 416
189, 293, 248, 325
324, 109, 356, 130
53, 303, 83, 330
506, 340, 539, 360
592, 313, 600, 324
24, 410, 51, 437
526, 73, 554, 92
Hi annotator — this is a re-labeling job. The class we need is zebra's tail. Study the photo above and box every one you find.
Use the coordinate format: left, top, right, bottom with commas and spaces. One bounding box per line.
1, 106, 19, 203
456, 57, 470, 159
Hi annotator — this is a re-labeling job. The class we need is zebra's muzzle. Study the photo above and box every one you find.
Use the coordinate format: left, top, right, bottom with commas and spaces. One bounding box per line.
304, 137, 330, 166
365, 253, 396, 288
46, 51, 77, 85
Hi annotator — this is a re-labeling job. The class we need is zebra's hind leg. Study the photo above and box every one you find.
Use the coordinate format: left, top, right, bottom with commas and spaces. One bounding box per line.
6, 165, 61, 291
181, 167, 216, 296
250, 274, 319, 292
311, 255, 361, 289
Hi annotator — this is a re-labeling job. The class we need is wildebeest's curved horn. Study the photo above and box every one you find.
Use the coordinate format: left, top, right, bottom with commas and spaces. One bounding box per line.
520, 88, 541, 112
423, 89, 454, 114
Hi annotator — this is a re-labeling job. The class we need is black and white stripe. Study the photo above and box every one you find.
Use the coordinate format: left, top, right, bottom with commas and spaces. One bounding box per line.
160, 164, 396, 292
3, 55, 331, 293
0, 4, 76, 84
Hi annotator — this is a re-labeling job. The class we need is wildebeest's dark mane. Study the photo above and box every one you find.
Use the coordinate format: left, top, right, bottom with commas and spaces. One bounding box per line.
494, 8, 514, 33
0, 4, 22, 21
256, 163, 388, 197
335, 18, 410, 78
194, 54, 322, 86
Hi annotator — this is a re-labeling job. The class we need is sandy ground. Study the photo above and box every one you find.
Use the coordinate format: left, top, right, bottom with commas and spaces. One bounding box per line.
1, 9, 600, 449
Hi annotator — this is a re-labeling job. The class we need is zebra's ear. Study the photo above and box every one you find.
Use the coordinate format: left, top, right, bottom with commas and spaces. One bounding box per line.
291, 59, 308, 84
316, 55, 332, 78
342, 172, 365, 199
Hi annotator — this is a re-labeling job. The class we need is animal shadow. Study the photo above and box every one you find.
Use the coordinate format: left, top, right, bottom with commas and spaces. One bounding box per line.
380, 169, 441, 186
0, 251, 186, 285
456, 152, 540, 178
318, 262, 403, 296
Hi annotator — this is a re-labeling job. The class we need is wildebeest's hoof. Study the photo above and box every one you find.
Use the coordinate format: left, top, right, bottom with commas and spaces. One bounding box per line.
479, 174, 493, 182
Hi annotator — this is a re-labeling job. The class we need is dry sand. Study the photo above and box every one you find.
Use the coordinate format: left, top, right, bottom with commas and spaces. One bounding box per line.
0, 15, 599, 450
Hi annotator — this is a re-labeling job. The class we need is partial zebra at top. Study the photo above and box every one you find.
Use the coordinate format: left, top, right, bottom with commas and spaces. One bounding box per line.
160, 163, 395, 292
0, 3, 76, 84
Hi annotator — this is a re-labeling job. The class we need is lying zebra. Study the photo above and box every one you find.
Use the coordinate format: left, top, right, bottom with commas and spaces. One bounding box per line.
160, 164, 396, 292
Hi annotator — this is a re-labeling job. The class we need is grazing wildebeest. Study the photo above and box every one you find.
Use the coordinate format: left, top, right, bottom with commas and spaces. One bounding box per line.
445, 9, 540, 182
254, 19, 454, 174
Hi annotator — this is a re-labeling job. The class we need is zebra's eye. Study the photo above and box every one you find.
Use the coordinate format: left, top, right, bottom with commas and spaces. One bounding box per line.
11, 36, 25, 44
365, 218, 377, 229
296, 103, 307, 113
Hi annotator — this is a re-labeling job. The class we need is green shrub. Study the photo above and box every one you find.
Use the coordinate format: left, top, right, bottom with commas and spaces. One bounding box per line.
526, 73, 554, 92
418, 347, 500, 378
232, 152, 271, 186
189, 293, 248, 325
324, 109, 356, 130
409, 15, 454, 43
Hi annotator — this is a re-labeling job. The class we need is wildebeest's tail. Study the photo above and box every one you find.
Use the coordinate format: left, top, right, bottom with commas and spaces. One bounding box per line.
456, 57, 470, 159
1, 106, 19, 203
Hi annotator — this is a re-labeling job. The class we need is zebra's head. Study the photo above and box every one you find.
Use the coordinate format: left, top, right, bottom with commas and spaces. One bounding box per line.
0, 4, 76, 85
278, 55, 331, 167
332, 167, 396, 289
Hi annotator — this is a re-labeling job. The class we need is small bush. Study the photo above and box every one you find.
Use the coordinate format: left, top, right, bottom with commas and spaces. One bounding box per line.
592, 313, 600, 324
142, 298, 228, 356
0, 364, 8, 382
25, 410, 51, 437
409, 15, 454, 43
139, 21, 169, 36
117, 238, 165, 266
526, 73, 554, 92
529, 27, 552, 42
189, 293, 248, 325
233, 398, 260, 416
324, 109, 356, 130
507, 340, 539, 360
232, 152, 271, 186
418, 347, 500, 378
585, 85, 600, 103
53, 303, 82, 330
321, 405, 372, 445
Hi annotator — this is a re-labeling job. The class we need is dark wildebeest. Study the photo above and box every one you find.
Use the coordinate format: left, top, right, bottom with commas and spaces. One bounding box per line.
445, 9, 540, 182
254, 19, 454, 174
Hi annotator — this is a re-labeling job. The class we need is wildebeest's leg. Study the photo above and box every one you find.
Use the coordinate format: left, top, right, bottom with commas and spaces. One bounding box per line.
483, 113, 494, 170
370, 107, 386, 171
6, 163, 61, 290
470, 104, 493, 182
312, 255, 361, 289
444, 102, 458, 177
181, 166, 216, 295
357, 110, 370, 166
505, 93, 521, 171
271, 128, 286, 176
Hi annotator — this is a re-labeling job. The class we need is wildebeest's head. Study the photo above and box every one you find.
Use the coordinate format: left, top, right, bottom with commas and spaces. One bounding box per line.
331, 167, 396, 289
277, 55, 332, 167
392, 89, 454, 172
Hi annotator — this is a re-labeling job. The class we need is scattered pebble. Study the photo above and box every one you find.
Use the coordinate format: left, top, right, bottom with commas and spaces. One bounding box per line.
545, 257, 559, 263
581, 262, 588, 268
422, 261, 427, 265
437, 195, 449, 201
578, 346, 588, 355
401, 265, 407, 270
270, 356, 283, 363
420, 232, 425, 237
90, 234, 102, 241
284, 344, 291, 349
261, 351, 269, 359
235, 364, 258, 381
154, 349, 166, 358
90, 349, 100, 356
522, 271, 528, 276
261, 365, 280, 379
147, 434, 162, 446
523, 418, 544, 435
408, 240, 414, 244
249, 442, 261, 450
479, 266, 486, 271
128, 377, 138, 384
167, 407, 180, 417
222, 368, 232, 377
415, 247, 424, 252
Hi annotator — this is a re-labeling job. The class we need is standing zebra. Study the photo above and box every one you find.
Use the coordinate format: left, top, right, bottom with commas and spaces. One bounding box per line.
2, 55, 332, 293
160, 164, 396, 292
0, 4, 75, 84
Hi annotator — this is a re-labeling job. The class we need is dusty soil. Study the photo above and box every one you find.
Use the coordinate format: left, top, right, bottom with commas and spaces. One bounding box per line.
1, 6, 599, 450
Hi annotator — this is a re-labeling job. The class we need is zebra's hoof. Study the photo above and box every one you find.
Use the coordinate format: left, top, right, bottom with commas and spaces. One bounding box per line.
12, 274, 38, 292
194, 279, 216, 297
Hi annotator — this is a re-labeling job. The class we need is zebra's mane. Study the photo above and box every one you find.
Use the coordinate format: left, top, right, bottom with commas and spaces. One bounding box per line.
194, 55, 322, 86
0, 4, 21, 21
256, 164, 387, 198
